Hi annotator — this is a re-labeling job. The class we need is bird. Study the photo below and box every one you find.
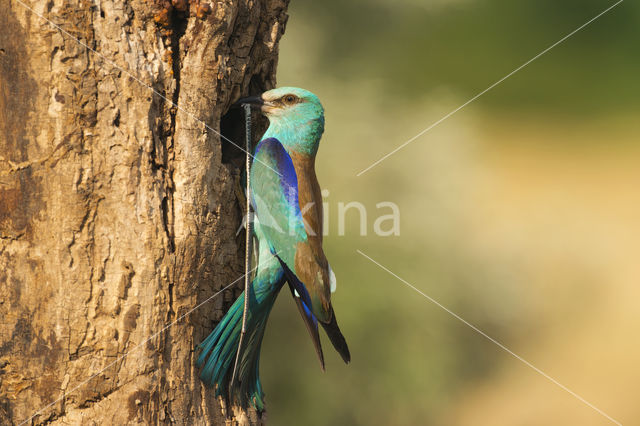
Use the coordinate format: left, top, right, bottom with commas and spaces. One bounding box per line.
196, 87, 350, 412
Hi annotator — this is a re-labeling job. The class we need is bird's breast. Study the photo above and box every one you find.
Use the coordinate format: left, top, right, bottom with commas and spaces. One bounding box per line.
289, 151, 323, 246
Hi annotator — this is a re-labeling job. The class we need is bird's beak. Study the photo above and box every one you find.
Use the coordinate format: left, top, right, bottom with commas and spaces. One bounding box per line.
232, 95, 264, 109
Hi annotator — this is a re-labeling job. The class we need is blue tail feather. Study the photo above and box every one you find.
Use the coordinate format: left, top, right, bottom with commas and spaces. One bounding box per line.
197, 271, 285, 411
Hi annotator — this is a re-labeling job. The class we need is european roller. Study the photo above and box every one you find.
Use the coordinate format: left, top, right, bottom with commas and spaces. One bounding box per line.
196, 87, 350, 411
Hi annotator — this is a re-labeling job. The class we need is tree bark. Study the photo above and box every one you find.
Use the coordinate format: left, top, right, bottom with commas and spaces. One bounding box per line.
0, 0, 288, 424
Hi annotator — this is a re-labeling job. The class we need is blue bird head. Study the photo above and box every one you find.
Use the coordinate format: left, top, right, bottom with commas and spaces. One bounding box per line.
239, 87, 325, 157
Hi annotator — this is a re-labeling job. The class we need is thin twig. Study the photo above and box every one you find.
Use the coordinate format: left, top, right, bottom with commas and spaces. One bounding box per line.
230, 104, 254, 393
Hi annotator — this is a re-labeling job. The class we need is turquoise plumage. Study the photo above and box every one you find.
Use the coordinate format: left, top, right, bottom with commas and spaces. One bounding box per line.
197, 222, 284, 411
197, 87, 350, 412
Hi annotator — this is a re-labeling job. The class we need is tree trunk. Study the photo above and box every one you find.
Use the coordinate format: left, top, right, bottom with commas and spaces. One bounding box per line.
0, 0, 288, 424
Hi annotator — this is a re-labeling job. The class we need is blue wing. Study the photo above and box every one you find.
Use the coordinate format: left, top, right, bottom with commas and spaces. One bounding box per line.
250, 137, 308, 269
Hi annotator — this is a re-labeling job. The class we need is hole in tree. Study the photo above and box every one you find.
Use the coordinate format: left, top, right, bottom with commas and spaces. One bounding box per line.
220, 105, 269, 167
220, 106, 246, 167
221, 76, 269, 167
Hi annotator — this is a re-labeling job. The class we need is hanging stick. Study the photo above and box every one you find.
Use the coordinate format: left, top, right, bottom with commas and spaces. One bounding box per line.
230, 103, 254, 393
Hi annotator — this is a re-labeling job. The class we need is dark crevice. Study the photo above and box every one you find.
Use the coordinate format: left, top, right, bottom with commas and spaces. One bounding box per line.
162, 6, 188, 323
149, 130, 165, 172
169, 7, 188, 128
167, 279, 175, 319
161, 196, 174, 253
220, 107, 247, 167
159, 7, 189, 258
221, 74, 269, 167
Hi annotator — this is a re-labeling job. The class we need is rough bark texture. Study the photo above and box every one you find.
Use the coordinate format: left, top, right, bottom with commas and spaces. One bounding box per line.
0, 0, 288, 424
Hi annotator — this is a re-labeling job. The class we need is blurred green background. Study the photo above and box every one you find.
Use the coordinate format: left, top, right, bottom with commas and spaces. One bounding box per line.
260, 1, 639, 425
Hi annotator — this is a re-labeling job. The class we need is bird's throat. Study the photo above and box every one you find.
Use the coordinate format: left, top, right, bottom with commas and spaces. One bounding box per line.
263, 116, 324, 157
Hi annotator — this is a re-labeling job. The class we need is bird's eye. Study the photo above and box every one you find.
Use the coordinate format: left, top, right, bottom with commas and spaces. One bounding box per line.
283, 95, 297, 104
